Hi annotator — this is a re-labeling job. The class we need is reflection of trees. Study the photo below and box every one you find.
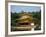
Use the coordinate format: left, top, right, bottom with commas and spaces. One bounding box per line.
11, 10, 41, 30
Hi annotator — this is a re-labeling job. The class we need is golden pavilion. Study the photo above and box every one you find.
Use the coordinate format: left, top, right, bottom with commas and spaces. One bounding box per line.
15, 13, 34, 31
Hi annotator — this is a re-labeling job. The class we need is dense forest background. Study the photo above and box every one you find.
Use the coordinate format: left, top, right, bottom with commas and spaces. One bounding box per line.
11, 10, 41, 30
